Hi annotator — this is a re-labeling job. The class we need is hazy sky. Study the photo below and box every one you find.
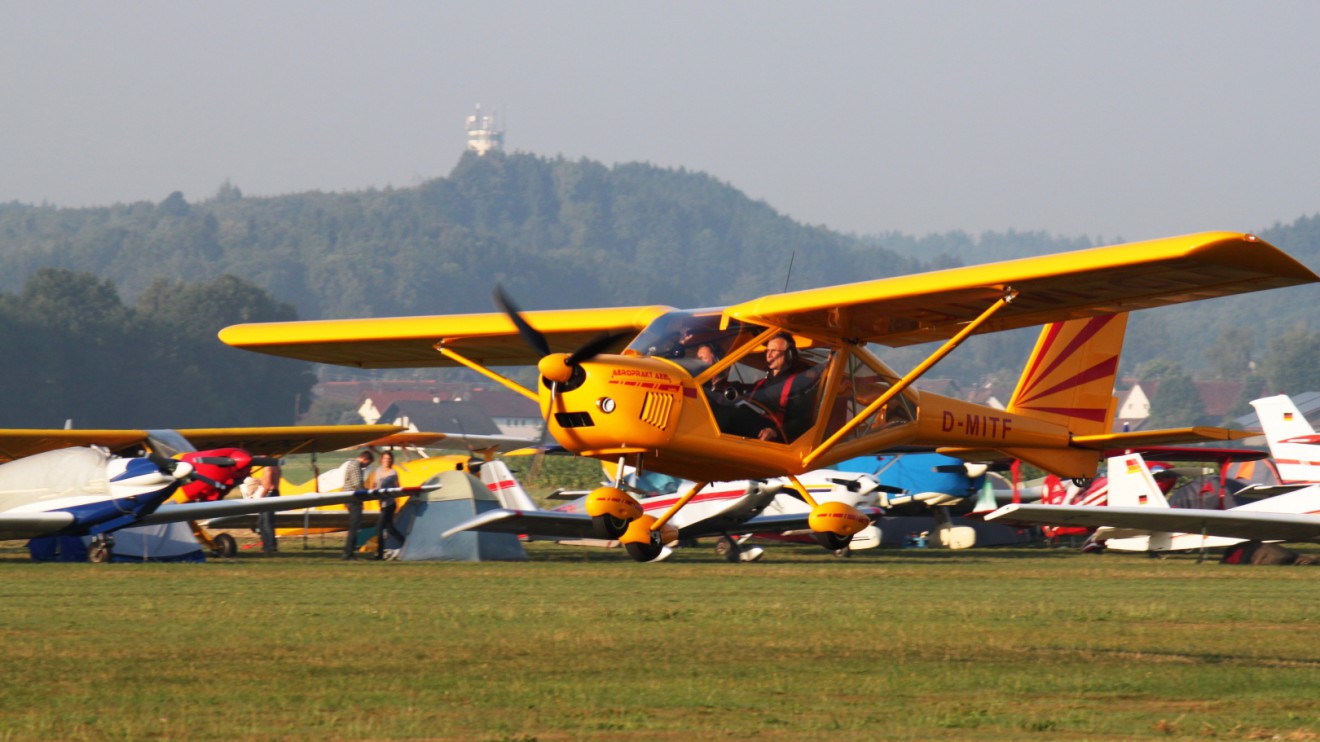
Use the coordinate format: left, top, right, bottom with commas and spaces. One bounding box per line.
3, 1, 1318, 240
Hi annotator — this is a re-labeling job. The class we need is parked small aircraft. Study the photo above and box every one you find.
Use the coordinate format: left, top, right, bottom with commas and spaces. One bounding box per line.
1250, 394, 1320, 485
221, 232, 1317, 560
985, 453, 1320, 553
0, 446, 435, 562
0, 425, 437, 561
444, 462, 887, 562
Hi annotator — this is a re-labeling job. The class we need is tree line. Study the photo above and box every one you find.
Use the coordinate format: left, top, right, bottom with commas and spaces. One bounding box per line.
0, 269, 312, 428
0, 151, 1318, 427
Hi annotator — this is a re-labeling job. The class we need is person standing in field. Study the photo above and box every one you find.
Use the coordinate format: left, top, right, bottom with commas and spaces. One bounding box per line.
340, 450, 374, 560
255, 459, 282, 554
373, 451, 406, 560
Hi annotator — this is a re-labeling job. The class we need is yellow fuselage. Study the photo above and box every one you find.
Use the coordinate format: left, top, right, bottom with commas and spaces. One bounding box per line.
541, 354, 1077, 481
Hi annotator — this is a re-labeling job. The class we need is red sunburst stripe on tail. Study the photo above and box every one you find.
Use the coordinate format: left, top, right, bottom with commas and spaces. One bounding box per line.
1015, 321, 1064, 401
1015, 315, 1116, 402
1016, 355, 1119, 407
1012, 405, 1110, 422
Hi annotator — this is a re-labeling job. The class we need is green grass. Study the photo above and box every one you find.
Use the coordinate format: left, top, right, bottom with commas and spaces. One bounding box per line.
0, 542, 1317, 741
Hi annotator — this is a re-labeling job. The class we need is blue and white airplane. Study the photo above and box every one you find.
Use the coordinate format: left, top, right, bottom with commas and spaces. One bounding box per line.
0, 446, 434, 562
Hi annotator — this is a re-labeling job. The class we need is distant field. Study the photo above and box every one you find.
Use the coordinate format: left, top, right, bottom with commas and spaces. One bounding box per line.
0, 541, 1316, 741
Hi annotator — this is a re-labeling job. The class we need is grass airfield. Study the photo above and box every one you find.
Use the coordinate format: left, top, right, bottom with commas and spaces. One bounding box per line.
0, 539, 1316, 741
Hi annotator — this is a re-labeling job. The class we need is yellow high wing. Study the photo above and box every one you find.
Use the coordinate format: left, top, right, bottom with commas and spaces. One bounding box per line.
170, 425, 403, 456
221, 233, 1315, 365
723, 232, 1316, 345
219, 305, 674, 369
0, 430, 151, 463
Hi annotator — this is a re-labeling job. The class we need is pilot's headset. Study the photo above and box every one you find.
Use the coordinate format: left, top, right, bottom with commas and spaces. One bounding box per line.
771, 332, 798, 368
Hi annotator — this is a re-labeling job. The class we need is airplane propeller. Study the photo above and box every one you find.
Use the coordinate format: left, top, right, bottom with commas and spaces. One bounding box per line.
492, 285, 631, 390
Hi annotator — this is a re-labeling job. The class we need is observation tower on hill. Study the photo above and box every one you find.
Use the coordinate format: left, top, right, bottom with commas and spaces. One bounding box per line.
465, 104, 504, 156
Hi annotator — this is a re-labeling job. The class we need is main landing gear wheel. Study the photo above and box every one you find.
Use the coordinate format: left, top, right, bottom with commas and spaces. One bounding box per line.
211, 532, 237, 558
714, 535, 742, 563
812, 531, 852, 552
834, 546, 852, 558
625, 534, 665, 562
591, 513, 630, 540
88, 539, 113, 564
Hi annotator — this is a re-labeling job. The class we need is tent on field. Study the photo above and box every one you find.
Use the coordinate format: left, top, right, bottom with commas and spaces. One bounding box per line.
393, 470, 526, 561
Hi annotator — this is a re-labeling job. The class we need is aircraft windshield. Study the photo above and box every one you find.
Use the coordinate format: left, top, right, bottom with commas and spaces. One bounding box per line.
626, 310, 760, 377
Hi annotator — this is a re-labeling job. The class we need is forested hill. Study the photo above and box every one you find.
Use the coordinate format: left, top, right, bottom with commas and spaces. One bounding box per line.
2, 150, 1318, 381
0, 152, 927, 321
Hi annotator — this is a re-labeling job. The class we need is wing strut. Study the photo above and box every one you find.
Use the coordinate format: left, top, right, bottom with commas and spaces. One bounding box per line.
650, 481, 710, 532
785, 474, 819, 508
803, 290, 1017, 468
436, 344, 539, 403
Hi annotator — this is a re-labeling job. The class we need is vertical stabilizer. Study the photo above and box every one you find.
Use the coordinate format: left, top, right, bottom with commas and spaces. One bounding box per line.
1250, 395, 1320, 484
1000, 314, 1127, 475
1104, 453, 1170, 509
1008, 313, 1127, 436
480, 459, 540, 511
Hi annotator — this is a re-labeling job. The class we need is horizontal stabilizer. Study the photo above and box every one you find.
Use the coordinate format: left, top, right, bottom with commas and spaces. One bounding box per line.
1071, 426, 1254, 450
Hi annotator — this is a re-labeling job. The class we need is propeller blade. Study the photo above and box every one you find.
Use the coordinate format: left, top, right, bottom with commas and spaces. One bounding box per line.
566, 330, 632, 367
189, 472, 224, 489
492, 285, 551, 358
191, 456, 237, 468
148, 453, 181, 475
249, 456, 283, 467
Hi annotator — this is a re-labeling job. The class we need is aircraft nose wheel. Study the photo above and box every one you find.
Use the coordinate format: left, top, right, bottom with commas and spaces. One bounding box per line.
625, 532, 665, 562
210, 532, 237, 558
812, 531, 852, 552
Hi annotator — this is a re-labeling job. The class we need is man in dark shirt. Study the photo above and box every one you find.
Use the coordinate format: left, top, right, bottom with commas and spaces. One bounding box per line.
727, 333, 822, 442
340, 450, 374, 560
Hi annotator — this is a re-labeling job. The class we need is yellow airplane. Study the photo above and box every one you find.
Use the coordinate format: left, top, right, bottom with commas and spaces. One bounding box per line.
220, 232, 1318, 560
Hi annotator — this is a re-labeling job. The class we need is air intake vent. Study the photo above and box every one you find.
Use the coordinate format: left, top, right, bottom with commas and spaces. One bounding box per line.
639, 392, 674, 429
554, 411, 594, 428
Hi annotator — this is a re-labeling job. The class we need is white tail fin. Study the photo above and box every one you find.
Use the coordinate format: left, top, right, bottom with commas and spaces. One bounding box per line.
1250, 394, 1320, 484
1104, 453, 1169, 509
480, 459, 540, 511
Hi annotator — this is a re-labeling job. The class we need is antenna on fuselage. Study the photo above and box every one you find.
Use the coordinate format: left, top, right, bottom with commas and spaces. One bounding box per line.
783, 251, 796, 292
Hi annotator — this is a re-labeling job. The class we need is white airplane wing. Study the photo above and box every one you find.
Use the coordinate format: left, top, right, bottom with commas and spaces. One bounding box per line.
987, 503, 1320, 543
202, 511, 381, 530
441, 507, 877, 540
138, 486, 436, 526
0, 511, 78, 539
